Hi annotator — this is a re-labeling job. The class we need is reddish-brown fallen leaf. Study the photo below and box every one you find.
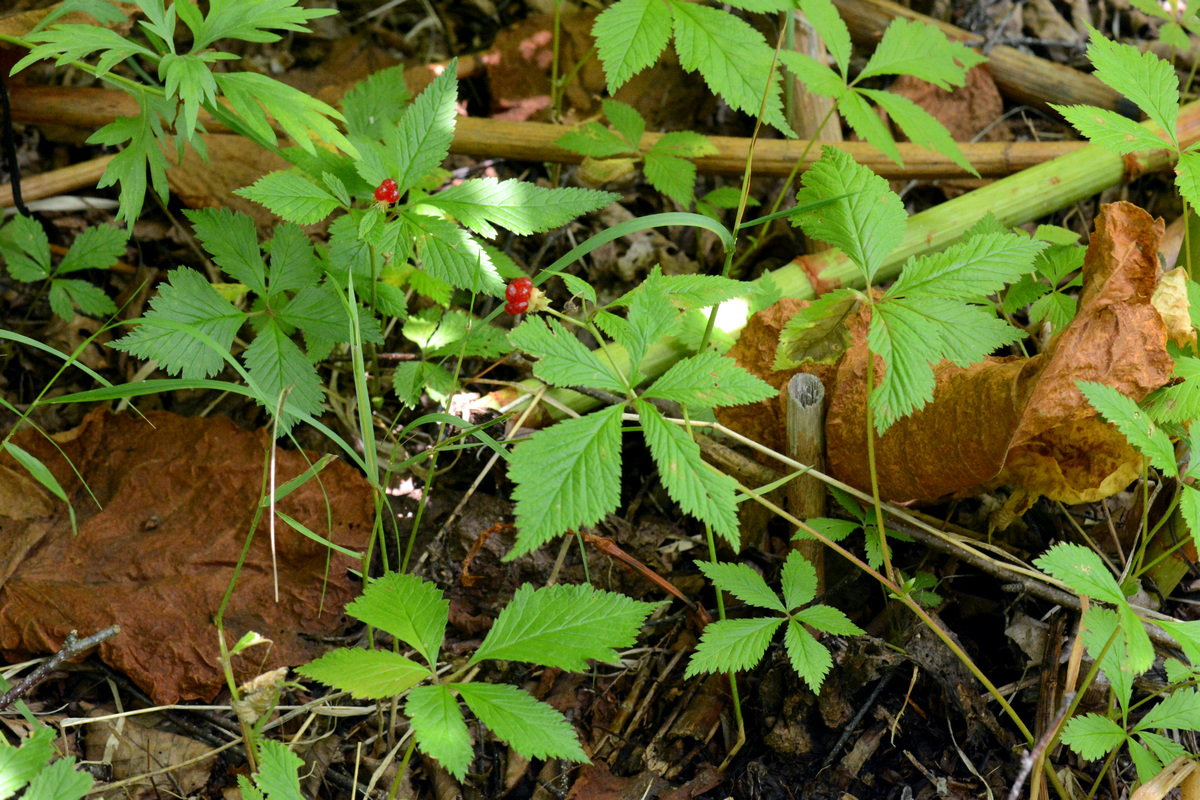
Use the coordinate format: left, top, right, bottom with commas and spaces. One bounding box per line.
0, 409, 373, 703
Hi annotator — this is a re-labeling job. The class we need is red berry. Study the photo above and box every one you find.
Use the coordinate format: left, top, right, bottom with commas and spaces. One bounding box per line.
506, 277, 533, 303
374, 178, 399, 204
505, 299, 528, 315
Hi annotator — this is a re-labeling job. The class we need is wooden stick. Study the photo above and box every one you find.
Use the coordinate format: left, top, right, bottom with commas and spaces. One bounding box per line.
0, 153, 113, 208
830, 0, 1137, 118
7, 85, 1084, 180
786, 374, 826, 595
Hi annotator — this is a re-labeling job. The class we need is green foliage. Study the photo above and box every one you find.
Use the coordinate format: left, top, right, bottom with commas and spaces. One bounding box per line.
0, 725, 92, 800
799, 487, 914, 573
299, 573, 659, 779
685, 551, 864, 692
556, 100, 717, 206
1001, 225, 1084, 333
778, 150, 1045, 432
0, 215, 126, 321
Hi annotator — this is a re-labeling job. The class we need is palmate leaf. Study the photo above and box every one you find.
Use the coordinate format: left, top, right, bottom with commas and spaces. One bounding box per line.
341, 65, 412, 139
777, 51, 847, 98
0, 214, 51, 281
1136, 688, 1200, 732
457, 683, 588, 762
856, 19, 984, 87
111, 267, 246, 379
297, 648, 432, 699
636, 400, 740, 545
87, 93, 173, 225
13, 24, 155, 75
56, 223, 128, 276
471, 583, 659, 669
684, 617, 783, 677
1060, 714, 1127, 760
668, 0, 792, 135
509, 316, 626, 392
643, 350, 775, 409
185, 0, 336, 49
406, 685, 472, 780
795, 605, 864, 636
1078, 381, 1177, 476
216, 72, 354, 158
51, 279, 117, 320
783, 618, 833, 692
1053, 105, 1171, 154
347, 572, 448, 667
593, 0, 674, 92
792, 147, 905, 282
265, 223, 322, 295
556, 122, 637, 158
697, 561, 785, 612
622, 279, 679, 378
428, 178, 617, 237
159, 53, 219, 140
242, 321, 325, 429
649, 273, 748, 310
1145, 356, 1200, 422
1084, 26, 1179, 146
508, 405, 623, 558
774, 288, 860, 369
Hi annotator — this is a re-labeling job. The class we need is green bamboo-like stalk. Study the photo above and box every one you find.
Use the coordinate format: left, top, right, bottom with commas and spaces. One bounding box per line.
488, 99, 1200, 420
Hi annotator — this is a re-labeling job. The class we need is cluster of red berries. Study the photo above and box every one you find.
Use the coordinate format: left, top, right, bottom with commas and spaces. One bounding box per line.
374, 178, 399, 204
505, 277, 534, 314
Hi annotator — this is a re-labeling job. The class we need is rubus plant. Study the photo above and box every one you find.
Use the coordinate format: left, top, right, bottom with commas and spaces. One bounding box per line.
555, 99, 718, 206
297, 572, 660, 780
0, 724, 91, 800
1000, 224, 1086, 339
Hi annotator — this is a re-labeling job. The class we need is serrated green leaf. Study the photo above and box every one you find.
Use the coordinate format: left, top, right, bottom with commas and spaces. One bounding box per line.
243, 321, 325, 429
87, 94, 173, 224
796, 605, 864, 636
593, 0, 674, 92
428, 178, 617, 237
297, 648, 432, 699
159, 53, 218, 139
604, 99, 646, 146
794, 517, 860, 542
393, 361, 455, 407
21, 756, 92, 800
393, 60, 459, 196
1078, 381, 1176, 475
1177, 151, 1200, 215
643, 350, 775, 408
253, 739, 304, 800
684, 617, 783, 677
636, 400, 740, 545
458, 683, 588, 762
800, 0, 851, 75
647, 273, 747, 309
780, 550, 817, 609
508, 405, 623, 557
0, 727, 55, 798
216, 72, 354, 158
1085, 27, 1179, 147
644, 151, 697, 206
1179, 484, 1200, 545
408, 214, 504, 294
1035, 543, 1125, 605
1060, 714, 1127, 760
407, 685, 472, 780
651, 130, 719, 158
1036, 242, 1087, 283
186, 0, 335, 50
185, 208, 266, 292
863, 88, 977, 177
1079, 606, 1134, 711
509, 316, 627, 392
57, 224, 127, 276
1003, 274, 1051, 315
1129, 737, 1166, 783
1136, 688, 1200, 732
783, 618, 833, 692
838, 88, 903, 166
555, 122, 638, 158
702, 186, 751, 209
1028, 292, 1076, 331
348, 572, 448, 667
0, 214, 51, 281
471, 583, 659, 668
56, 279, 118, 319
774, 288, 859, 369
341, 65, 412, 139
857, 19, 985, 87
793, 147, 904, 282
111, 267, 246, 378
669, 0, 791, 135
697, 560, 785, 612
1158, 616, 1200, 667
279, 285, 350, 350
1053, 104, 1172, 154
560, 273, 597, 304
1138, 731, 1186, 776
14, 24, 156, 75
621, 277, 680, 378
265, 223, 321, 294
887, 231, 1046, 299
777, 50, 848, 98
237, 775, 266, 800
235, 171, 341, 225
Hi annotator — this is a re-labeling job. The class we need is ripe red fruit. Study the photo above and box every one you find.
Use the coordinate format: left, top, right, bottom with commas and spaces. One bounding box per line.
374, 178, 399, 204
506, 277, 533, 303
505, 299, 528, 315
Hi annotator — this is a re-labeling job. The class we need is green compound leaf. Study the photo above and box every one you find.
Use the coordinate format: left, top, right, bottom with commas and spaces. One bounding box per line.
800, 0, 851, 76
408, 213, 504, 294
0, 214, 51, 281
22, 756, 93, 800
159, 53, 218, 140
1146, 357, 1200, 423
697, 560, 786, 612
471, 583, 659, 669
407, 685, 472, 780
1029, 292, 1076, 332
669, 0, 791, 135
643, 350, 775, 409
1060, 714, 1127, 760
1078, 381, 1177, 476
56, 224, 128, 276
593, 0, 674, 92
1084, 26, 1179, 147
51, 279, 117, 320
458, 683, 588, 763
604, 99, 646, 146
265, 223, 322, 294
1034, 543, 1125, 605
341, 65, 412, 139
774, 288, 860, 370
347, 572, 448, 667
651, 130, 719, 158
509, 316, 627, 393
1177, 151, 1200, 215
242, 321, 324, 429
795, 605, 864, 636
555, 122, 637, 158
793, 147, 905, 282
685, 617, 783, 677
297, 648, 432, 699
1053, 105, 1172, 154
394, 59, 459, 196
778, 50, 847, 98
857, 18, 984, 87
647, 273, 748, 310
252, 740, 304, 800
644, 151, 698, 207
508, 405, 623, 558
216, 72, 354, 157
784, 618, 833, 692
14, 24, 155, 76
636, 400, 740, 546
236, 171, 342, 225
780, 550, 817, 609
837, 88, 903, 166
428, 178, 617, 238
87, 94, 173, 225
1136, 688, 1200, 732
0, 726, 55, 798
863, 88, 976, 177
185, 209, 265, 292
185, 0, 335, 50
886, 230, 1047, 299
111, 267, 246, 379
